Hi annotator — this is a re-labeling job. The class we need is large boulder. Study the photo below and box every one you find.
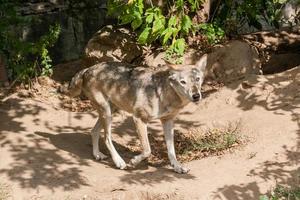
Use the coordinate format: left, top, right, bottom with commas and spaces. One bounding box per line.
281, 0, 300, 26
206, 40, 261, 83
83, 25, 143, 67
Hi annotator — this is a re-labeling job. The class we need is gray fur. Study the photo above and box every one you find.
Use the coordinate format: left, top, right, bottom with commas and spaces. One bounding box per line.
66, 54, 207, 173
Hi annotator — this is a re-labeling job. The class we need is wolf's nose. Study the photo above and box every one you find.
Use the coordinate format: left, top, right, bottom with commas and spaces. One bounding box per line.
192, 93, 201, 102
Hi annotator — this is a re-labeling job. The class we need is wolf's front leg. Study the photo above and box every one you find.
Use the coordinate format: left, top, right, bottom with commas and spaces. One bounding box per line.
129, 117, 151, 166
161, 118, 190, 174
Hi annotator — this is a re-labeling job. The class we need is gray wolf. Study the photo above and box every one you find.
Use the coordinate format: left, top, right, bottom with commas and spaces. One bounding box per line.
65, 54, 207, 173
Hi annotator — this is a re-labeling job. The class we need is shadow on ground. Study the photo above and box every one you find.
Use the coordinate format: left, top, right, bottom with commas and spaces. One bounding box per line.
0, 66, 298, 194
0, 97, 198, 191
213, 67, 300, 199
0, 98, 90, 191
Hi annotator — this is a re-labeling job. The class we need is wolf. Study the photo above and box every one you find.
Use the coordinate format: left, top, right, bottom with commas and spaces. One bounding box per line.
65, 54, 207, 173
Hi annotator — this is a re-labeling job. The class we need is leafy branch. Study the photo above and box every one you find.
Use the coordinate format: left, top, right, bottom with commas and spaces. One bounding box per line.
107, 0, 222, 63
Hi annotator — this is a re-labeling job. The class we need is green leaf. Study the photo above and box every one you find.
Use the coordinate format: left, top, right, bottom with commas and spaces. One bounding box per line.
138, 27, 151, 44
173, 38, 185, 55
152, 16, 165, 34
131, 13, 143, 30
187, 0, 200, 11
162, 28, 174, 45
145, 7, 157, 24
146, 13, 154, 24
137, 0, 144, 13
168, 16, 177, 27
176, 0, 184, 9
181, 15, 192, 34
120, 14, 134, 25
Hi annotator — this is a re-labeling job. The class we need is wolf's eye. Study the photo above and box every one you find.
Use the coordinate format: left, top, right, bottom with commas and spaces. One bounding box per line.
180, 80, 186, 85
195, 77, 200, 82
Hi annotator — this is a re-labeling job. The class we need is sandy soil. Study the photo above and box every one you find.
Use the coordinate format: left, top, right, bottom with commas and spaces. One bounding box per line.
0, 67, 299, 200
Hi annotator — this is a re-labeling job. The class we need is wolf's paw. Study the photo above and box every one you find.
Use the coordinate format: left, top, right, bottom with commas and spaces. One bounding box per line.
129, 156, 142, 167
173, 164, 190, 174
114, 158, 127, 170
93, 152, 108, 161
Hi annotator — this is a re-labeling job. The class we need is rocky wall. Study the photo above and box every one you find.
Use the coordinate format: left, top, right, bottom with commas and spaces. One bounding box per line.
19, 1, 113, 64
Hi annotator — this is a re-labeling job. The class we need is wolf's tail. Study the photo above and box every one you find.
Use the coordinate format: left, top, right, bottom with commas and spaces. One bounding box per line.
60, 68, 88, 97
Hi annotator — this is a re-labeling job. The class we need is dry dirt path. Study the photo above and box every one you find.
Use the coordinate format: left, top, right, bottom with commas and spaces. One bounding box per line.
0, 67, 299, 200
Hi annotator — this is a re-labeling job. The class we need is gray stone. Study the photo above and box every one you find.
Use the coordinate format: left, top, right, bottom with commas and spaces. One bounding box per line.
206, 41, 261, 82
83, 25, 143, 67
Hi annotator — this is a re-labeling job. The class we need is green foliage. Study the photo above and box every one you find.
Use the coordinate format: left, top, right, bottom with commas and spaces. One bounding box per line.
260, 185, 300, 200
107, 0, 213, 63
107, 0, 294, 62
214, 0, 290, 34
0, 1, 61, 85
197, 23, 225, 44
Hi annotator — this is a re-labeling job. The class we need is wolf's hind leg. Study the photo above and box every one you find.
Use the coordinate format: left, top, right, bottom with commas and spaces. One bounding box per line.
91, 119, 108, 160
129, 117, 151, 166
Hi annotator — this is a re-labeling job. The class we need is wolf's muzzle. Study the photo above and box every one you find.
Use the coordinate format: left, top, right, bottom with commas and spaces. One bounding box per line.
192, 93, 201, 102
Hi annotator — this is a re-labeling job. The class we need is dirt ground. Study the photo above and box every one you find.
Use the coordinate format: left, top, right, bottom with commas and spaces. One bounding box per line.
0, 66, 299, 200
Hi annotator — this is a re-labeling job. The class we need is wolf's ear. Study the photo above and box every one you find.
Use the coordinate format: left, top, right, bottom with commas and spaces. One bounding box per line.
164, 59, 182, 70
196, 54, 208, 72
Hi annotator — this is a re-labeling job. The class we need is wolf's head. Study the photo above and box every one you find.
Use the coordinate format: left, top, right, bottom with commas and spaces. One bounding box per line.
167, 54, 207, 103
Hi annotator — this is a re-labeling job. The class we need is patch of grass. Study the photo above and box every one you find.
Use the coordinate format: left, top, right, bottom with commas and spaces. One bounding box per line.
139, 191, 183, 200
140, 120, 245, 164
260, 185, 300, 200
0, 183, 11, 200
174, 120, 244, 162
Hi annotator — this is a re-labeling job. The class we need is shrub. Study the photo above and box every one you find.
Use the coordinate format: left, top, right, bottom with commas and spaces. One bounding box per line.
107, 0, 224, 63
0, 1, 61, 86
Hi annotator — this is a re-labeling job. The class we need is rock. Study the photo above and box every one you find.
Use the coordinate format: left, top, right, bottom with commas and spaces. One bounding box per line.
242, 30, 300, 52
83, 25, 144, 67
142, 50, 166, 68
281, 0, 300, 26
206, 40, 261, 83
242, 29, 300, 74
52, 59, 84, 82
142, 48, 203, 68
37, 76, 55, 87
193, 0, 212, 23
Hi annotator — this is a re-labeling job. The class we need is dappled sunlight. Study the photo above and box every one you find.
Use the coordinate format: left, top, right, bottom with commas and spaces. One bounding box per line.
213, 67, 300, 199
213, 144, 299, 199
0, 98, 92, 191
119, 168, 196, 186
0, 132, 90, 191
